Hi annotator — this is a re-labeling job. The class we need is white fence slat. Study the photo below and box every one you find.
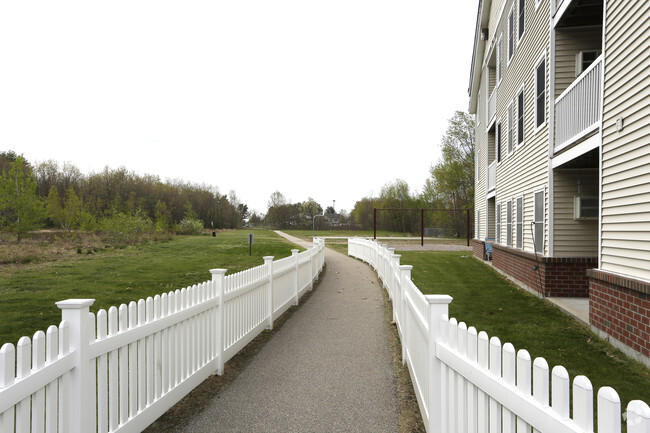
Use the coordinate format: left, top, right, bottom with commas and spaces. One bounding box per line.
108, 306, 119, 431
97, 309, 108, 433
154, 295, 162, 400
16, 337, 31, 433
128, 301, 138, 419
119, 304, 129, 426
45, 325, 59, 433
0, 343, 16, 432
88, 313, 97, 433
532, 357, 549, 433
137, 299, 146, 412
146, 297, 154, 406
161, 293, 170, 396
516, 350, 532, 433
627, 400, 650, 433
489, 336, 503, 432
467, 327, 479, 433
448, 318, 458, 433
477, 331, 489, 433
551, 366, 570, 420
58, 321, 70, 433
32, 331, 46, 433
597, 387, 621, 433
457, 322, 468, 433
573, 375, 593, 431
503, 342, 517, 433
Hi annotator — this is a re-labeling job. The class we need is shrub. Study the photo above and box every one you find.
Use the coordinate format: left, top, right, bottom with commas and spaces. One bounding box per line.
97, 212, 154, 246
178, 217, 204, 235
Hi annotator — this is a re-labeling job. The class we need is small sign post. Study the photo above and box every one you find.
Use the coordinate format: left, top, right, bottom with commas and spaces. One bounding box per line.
248, 234, 254, 256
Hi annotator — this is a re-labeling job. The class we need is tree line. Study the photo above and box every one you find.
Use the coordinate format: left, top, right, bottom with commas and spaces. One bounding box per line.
0, 152, 246, 243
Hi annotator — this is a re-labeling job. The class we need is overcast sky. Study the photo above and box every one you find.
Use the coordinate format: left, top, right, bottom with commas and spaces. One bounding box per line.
0, 0, 477, 214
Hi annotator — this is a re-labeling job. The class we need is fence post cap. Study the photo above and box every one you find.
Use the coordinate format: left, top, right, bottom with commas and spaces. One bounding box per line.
56, 299, 95, 309
263, 256, 274, 261
425, 294, 453, 305
291, 249, 299, 254
399, 265, 413, 271
210, 268, 227, 274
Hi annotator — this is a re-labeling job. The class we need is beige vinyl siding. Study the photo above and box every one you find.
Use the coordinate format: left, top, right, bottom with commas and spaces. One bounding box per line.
554, 27, 603, 97
600, 0, 650, 280
553, 169, 598, 256
491, 0, 551, 254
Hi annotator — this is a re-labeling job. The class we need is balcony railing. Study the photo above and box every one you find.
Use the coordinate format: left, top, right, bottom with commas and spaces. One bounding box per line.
487, 160, 497, 193
554, 54, 603, 152
487, 88, 497, 127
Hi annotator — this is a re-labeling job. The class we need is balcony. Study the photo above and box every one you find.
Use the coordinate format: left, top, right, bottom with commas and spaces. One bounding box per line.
487, 160, 496, 194
487, 88, 497, 128
554, 54, 602, 153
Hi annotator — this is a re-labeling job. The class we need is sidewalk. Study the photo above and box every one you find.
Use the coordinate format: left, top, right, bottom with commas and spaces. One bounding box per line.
178, 233, 399, 432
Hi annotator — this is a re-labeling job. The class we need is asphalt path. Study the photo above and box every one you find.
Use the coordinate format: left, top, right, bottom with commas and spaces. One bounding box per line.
178, 232, 398, 432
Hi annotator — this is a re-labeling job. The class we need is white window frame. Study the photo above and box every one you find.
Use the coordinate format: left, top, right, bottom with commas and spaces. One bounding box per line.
496, 35, 503, 84
497, 120, 503, 164
516, 196, 524, 249
506, 199, 513, 247
517, 85, 525, 147
533, 189, 545, 253
518, 0, 526, 43
507, 101, 514, 155
534, 52, 547, 131
496, 203, 502, 244
507, 7, 515, 63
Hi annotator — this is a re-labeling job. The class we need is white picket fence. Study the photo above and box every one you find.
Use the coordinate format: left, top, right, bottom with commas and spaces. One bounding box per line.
0, 239, 325, 433
348, 237, 650, 433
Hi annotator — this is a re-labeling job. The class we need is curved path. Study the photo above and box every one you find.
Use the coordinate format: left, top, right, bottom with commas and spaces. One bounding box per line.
179, 232, 398, 432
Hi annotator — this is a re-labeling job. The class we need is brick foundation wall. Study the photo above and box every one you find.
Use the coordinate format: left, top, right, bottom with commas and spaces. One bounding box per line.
588, 269, 650, 360
491, 244, 596, 297
473, 239, 486, 260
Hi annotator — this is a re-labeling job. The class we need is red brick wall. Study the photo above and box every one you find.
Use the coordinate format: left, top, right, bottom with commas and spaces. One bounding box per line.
491, 244, 596, 297
588, 269, 650, 359
473, 239, 486, 260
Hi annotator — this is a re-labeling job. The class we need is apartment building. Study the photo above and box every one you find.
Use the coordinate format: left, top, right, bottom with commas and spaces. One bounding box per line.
469, 0, 650, 363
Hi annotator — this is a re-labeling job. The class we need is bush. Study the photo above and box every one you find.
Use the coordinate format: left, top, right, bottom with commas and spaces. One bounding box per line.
178, 217, 204, 235
97, 212, 154, 246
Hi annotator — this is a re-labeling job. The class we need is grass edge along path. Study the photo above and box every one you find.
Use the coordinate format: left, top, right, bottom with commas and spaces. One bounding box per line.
397, 250, 650, 413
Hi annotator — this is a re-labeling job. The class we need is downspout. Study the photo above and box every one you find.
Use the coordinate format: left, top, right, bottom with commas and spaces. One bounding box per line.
547, 0, 556, 258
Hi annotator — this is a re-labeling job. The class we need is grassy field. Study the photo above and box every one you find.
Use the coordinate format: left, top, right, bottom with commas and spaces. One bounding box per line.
397, 250, 650, 410
0, 230, 300, 345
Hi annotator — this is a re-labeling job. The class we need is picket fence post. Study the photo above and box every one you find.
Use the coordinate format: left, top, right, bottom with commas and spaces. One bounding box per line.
264, 257, 274, 330
210, 269, 227, 375
426, 294, 453, 433
55, 298, 95, 433
399, 265, 413, 365
292, 249, 300, 306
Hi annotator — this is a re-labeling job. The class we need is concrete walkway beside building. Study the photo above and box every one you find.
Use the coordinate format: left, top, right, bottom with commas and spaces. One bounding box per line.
178, 232, 399, 432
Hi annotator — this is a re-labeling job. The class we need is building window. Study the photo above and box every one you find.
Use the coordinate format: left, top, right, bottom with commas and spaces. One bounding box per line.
497, 122, 502, 163
508, 103, 514, 154
516, 196, 523, 248
508, 9, 514, 61
518, 0, 525, 40
497, 36, 502, 83
534, 190, 544, 253
535, 57, 546, 128
496, 203, 501, 244
517, 88, 524, 145
506, 200, 513, 246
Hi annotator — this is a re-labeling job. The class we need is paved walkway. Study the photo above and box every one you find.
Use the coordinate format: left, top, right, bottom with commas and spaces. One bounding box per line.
179, 232, 398, 432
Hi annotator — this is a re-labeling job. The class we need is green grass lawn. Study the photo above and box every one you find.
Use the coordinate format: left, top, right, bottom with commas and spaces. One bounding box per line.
0, 231, 300, 345
398, 250, 650, 410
